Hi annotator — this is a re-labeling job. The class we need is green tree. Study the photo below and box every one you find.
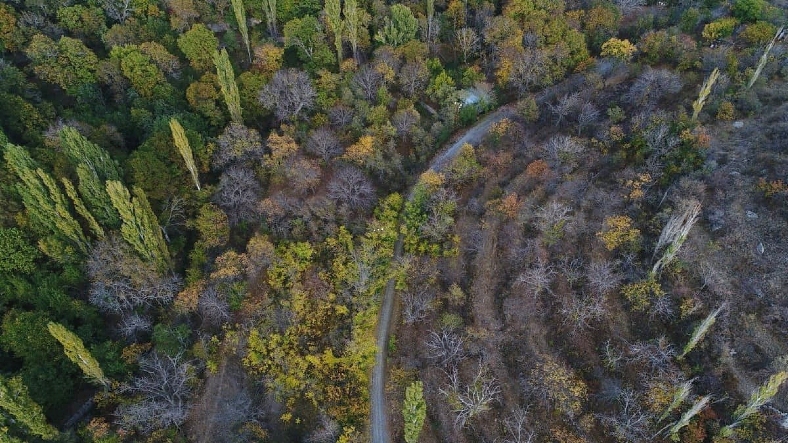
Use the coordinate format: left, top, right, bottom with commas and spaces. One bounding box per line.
109, 44, 169, 99
343, 0, 369, 60
403, 381, 426, 443
376, 4, 418, 47
47, 322, 109, 389
0, 228, 38, 275
177, 24, 219, 71
169, 119, 201, 190
24, 35, 98, 96
230, 0, 251, 61
283, 15, 334, 71
325, 0, 343, 65
213, 48, 243, 124
0, 375, 58, 440
732, 0, 767, 23
60, 127, 121, 228
721, 371, 788, 436
262, 0, 277, 37
106, 180, 170, 270
61, 178, 105, 239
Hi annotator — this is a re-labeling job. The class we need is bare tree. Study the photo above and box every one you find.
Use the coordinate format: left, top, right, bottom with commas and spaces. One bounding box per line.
440, 364, 501, 428
402, 287, 435, 324
549, 92, 579, 127
198, 285, 231, 330
576, 102, 600, 135
425, 329, 465, 368
352, 64, 384, 101
117, 353, 193, 434
329, 104, 354, 127
399, 61, 428, 98
306, 414, 341, 443
215, 166, 261, 225
615, 0, 645, 14
509, 48, 551, 95
596, 390, 653, 442
305, 127, 342, 161
627, 337, 677, 377
100, 0, 133, 22
327, 166, 376, 210
212, 123, 264, 171
118, 313, 153, 340
535, 201, 572, 233
516, 260, 555, 296
455, 27, 479, 63
559, 291, 607, 334
586, 260, 622, 295
545, 134, 584, 168
626, 68, 683, 108
392, 108, 420, 139
258, 68, 316, 121
501, 407, 535, 443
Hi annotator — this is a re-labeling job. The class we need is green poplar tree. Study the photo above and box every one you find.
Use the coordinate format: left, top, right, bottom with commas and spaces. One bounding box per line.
4, 144, 89, 261
230, 0, 251, 62
403, 381, 426, 443
213, 48, 243, 124
169, 119, 201, 191
343, 0, 369, 60
61, 178, 105, 239
60, 127, 121, 228
325, 0, 344, 65
106, 180, 170, 270
47, 322, 109, 389
0, 375, 58, 440
262, 0, 277, 38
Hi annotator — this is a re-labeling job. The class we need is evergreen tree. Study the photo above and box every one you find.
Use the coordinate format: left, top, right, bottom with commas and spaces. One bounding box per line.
61, 177, 105, 239
106, 180, 170, 270
59, 127, 121, 228
325, 0, 344, 65
169, 119, 201, 191
213, 49, 243, 124
47, 322, 109, 389
0, 375, 59, 440
403, 381, 427, 443
230, 0, 251, 62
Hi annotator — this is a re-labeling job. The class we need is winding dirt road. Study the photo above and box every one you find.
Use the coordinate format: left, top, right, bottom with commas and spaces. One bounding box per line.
370, 106, 516, 443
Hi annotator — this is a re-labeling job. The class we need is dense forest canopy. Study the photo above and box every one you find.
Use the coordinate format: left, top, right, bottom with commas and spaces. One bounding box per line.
0, 0, 788, 441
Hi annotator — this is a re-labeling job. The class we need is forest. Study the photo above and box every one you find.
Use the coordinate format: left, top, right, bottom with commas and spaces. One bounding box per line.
0, 0, 787, 441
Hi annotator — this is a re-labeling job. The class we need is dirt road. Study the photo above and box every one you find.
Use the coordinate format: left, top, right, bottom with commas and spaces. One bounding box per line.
370, 106, 516, 443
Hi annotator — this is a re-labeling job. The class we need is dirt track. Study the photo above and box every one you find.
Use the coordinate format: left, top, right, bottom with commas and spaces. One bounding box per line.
370, 106, 516, 443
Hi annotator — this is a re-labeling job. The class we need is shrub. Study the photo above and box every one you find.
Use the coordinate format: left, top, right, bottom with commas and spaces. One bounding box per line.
620, 277, 665, 312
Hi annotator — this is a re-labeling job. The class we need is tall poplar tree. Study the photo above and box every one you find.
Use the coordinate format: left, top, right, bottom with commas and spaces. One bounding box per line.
47, 322, 109, 389
213, 49, 243, 124
4, 144, 89, 261
343, 0, 369, 60
106, 180, 170, 270
230, 0, 251, 62
61, 177, 105, 239
169, 119, 201, 191
325, 0, 344, 65
59, 127, 121, 228
262, 0, 277, 38
0, 375, 59, 440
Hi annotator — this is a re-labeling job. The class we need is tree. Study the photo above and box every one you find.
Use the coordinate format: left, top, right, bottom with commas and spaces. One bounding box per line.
283, 15, 334, 70
109, 45, 169, 99
261, 0, 277, 37
0, 228, 39, 274
626, 68, 683, 107
325, 0, 343, 65
116, 353, 193, 435
600, 37, 636, 61
60, 126, 121, 228
258, 68, 316, 121
327, 166, 376, 210
106, 180, 169, 270
441, 364, 501, 428
0, 375, 58, 440
47, 322, 109, 389
61, 178, 105, 240
177, 24, 219, 72
399, 61, 428, 98
25, 35, 98, 96
212, 122, 264, 170
215, 166, 261, 225
731, 0, 766, 23
455, 27, 479, 63
652, 199, 701, 275
230, 0, 251, 61
721, 371, 788, 436
306, 127, 342, 161
403, 381, 426, 443
342, 0, 370, 60
169, 119, 200, 191
213, 48, 243, 124
747, 26, 783, 89
376, 4, 418, 47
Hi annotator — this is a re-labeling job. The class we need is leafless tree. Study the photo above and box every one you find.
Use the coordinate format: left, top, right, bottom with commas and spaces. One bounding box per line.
426, 329, 465, 368
627, 337, 677, 377
455, 27, 479, 63
283, 156, 322, 196
160, 196, 187, 243
586, 260, 622, 295
509, 48, 551, 96
440, 364, 501, 428
501, 407, 535, 443
87, 237, 182, 314
516, 260, 555, 296
352, 64, 384, 101
402, 287, 435, 324
399, 61, 429, 98
535, 201, 572, 233
198, 285, 231, 330
614, 0, 645, 14
392, 108, 420, 139
212, 123, 264, 171
117, 353, 193, 434
626, 68, 683, 108
327, 166, 376, 210
306, 414, 341, 443
576, 102, 600, 135
596, 390, 653, 442
549, 92, 579, 127
559, 291, 607, 335
545, 134, 584, 168
100, 0, 133, 22
258, 68, 316, 121
215, 166, 262, 225
305, 127, 342, 161
558, 257, 584, 287
328, 104, 354, 127
118, 313, 153, 340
